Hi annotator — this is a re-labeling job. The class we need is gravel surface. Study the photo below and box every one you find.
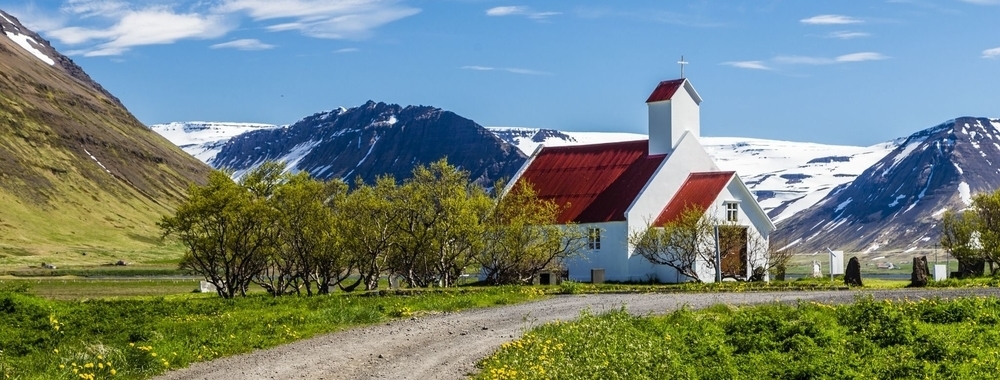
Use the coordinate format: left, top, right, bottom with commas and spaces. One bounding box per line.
155, 288, 1000, 380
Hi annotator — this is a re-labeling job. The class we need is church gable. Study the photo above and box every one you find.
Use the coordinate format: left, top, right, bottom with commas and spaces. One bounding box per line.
513, 140, 666, 224
654, 171, 735, 226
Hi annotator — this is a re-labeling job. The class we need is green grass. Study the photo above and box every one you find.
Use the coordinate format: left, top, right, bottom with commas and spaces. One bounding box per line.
0, 286, 545, 379
476, 296, 1000, 380
0, 278, 203, 300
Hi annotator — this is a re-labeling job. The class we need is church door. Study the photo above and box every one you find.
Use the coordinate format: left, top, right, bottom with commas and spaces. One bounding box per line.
719, 226, 748, 279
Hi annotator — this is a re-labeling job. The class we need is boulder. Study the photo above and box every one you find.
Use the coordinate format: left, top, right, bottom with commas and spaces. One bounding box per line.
844, 257, 863, 287
911, 256, 930, 287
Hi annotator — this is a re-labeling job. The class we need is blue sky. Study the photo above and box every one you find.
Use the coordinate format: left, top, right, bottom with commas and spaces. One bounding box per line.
2, 0, 999, 145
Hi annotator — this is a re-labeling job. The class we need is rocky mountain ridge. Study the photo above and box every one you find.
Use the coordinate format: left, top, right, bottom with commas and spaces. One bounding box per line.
206, 101, 526, 185
775, 117, 1000, 252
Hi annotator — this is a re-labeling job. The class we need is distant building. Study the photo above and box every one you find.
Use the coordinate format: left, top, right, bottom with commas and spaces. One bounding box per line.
505, 78, 775, 283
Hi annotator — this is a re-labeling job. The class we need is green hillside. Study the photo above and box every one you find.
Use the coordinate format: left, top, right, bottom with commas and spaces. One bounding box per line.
0, 26, 209, 270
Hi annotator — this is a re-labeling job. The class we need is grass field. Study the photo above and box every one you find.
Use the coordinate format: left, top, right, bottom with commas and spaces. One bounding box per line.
0, 285, 545, 380
0, 277, 203, 300
476, 296, 1000, 379
784, 251, 960, 279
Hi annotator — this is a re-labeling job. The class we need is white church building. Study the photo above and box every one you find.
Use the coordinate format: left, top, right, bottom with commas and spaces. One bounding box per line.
506, 78, 775, 283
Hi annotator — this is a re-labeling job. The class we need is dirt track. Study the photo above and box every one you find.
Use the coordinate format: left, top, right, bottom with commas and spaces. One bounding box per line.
155, 288, 1000, 380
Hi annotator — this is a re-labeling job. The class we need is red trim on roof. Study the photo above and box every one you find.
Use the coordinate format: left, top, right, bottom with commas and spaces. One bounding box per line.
654, 172, 735, 226
645, 79, 686, 103
513, 140, 666, 224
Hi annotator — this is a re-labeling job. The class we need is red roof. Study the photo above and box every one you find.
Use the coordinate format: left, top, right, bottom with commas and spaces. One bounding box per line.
645, 79, 686, 103
514, 140, 666, 224
654, 172, 735, 226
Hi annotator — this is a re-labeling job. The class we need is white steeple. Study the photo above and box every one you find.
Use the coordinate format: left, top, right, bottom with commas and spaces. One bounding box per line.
645, 78, 702, 156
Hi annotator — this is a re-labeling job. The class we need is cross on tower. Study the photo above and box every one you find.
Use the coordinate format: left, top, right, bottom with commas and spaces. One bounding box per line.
678, 55, 689, 78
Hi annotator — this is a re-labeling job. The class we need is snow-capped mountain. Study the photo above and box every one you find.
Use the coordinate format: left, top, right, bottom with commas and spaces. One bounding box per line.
487, 127, 647, 155
148, 122, 280, 163
205, 101, 526, 185
489, 127, 897, 223
0, 10, 124, 108
776, 117, 1000, 253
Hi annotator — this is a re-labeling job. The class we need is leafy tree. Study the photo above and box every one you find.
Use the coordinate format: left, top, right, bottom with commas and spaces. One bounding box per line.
238, 162, 294, 296
941, 210, 984, 276
159, 171, 272, 298
390, 159, 491, 287
339, 176, 402, 290
477, 181, 586, 285
972, 191, 1000, 275
270, 172, 351, 295
313, 179, 354, 294
630, 205, 716, 282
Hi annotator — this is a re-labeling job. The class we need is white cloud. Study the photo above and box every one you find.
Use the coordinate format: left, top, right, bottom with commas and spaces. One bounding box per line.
722, 61, 772, 70
772, 52, 888, 65
218, 0, 420, 39
983, 47, 1000, 58
826, 31, 871, 39
210, 38, 275, 50
835, 52, 888, 62
800, 14, 863, 25
774, 55, 835, 65
486, 6, 525, 16
486, 5, 561, 20
61, 0, 129, 19
334, 47, 359, 53
461, 65, 549, 75
48, 7, 233, 56
0, 5, 67, 33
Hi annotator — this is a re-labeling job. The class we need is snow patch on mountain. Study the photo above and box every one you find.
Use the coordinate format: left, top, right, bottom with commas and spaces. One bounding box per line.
4, 31, 54, 65
149, 122, 280, 162
231, 139, 321, 179
486, 127, 646, 155
959, 182, 972, 206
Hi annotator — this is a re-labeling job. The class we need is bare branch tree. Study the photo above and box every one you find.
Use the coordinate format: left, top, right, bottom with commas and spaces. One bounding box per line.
629, 205, 716, 282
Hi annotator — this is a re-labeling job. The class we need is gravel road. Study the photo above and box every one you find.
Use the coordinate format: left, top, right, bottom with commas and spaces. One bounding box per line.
156, 288, 1000, 380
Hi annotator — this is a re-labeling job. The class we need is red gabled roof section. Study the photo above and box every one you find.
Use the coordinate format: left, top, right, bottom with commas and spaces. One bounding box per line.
654, 171, 735, 226
645, 78, 686, 103
514, 140, 666, 224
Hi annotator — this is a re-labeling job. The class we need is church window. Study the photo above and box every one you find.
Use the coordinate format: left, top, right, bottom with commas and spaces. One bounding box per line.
588, 227, 601, 250
725, 202, 739, 222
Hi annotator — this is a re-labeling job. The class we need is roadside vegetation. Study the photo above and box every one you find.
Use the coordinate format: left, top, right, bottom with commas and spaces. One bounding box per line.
160, 160, 586, 298
940, 189, 1000, 277
0, 284, 544, 379
477, 295, 1000, 380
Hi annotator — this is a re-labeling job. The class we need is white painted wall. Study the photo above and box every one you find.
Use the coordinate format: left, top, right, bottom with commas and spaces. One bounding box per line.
670, 85, 700, 149
623, 173, 774, 284
625, 131, 720, 240
563, 221, 630, 282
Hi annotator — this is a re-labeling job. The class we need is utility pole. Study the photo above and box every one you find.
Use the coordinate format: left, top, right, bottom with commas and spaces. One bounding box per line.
714, 225, 722, 282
